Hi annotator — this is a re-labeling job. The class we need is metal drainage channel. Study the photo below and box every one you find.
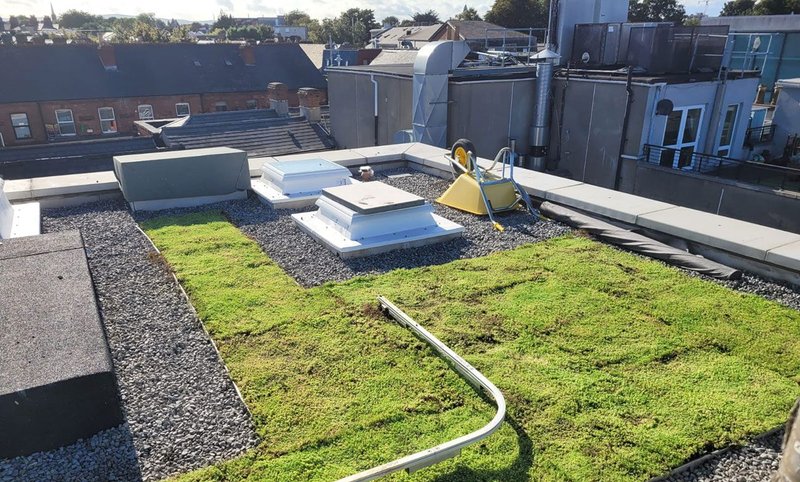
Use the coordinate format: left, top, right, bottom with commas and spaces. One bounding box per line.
338, 296, 507, 482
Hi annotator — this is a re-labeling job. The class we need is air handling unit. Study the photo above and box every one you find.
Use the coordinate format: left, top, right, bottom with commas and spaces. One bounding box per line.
292, 182, 464, 258
251, 158, 358, 209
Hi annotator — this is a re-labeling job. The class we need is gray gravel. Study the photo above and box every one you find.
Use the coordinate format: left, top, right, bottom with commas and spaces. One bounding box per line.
3, 167, 797, 482
224, 168, 572, 287
0, 425, 140, 482
658, 430, 783, 482
0, 201, 258, 482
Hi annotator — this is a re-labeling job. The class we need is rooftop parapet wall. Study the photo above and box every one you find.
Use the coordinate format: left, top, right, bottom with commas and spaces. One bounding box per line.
4, 142, 800, 284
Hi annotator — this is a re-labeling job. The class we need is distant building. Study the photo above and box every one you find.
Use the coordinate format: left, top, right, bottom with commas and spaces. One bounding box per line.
0, 43, 326, 147
701, 14, 800, 103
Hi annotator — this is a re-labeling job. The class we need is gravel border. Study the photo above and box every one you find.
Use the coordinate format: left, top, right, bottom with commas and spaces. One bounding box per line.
0, 201, 258, 482
136, 168, 571, 287
3, 167, 797, 482
657, 429, 783, 482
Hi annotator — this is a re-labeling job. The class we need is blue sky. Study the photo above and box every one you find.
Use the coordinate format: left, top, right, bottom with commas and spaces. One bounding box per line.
6, 0, 726, 23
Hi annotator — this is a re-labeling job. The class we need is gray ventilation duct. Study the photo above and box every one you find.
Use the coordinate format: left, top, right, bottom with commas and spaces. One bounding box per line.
528, 60, 553, 171
411, 41, 471, 147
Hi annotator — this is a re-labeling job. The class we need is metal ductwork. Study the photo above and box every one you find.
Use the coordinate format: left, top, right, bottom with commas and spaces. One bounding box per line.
411, 41, 471, 147
528, 61, 553, 171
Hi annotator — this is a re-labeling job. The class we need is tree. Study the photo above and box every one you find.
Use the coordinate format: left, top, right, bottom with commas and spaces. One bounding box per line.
169, 24, 193, 42
42, 16, 54, 29
322, 8, 378, 46
0, 17, 4, 32
411, 10, 440, 24
59, 9, 103, 29
753, 0, 800, 14
683, 12, 705, 25
285, 10, 313, 26
720, 0, 756, 15
381, 16, 399, 26
9, 15, 19, 30
455, 5, 482, 20
485, 0, 547, 28
28, 15, 38, 30
213, 11, 235, 30
628, 0, 686, 23
227, 25, 274, 41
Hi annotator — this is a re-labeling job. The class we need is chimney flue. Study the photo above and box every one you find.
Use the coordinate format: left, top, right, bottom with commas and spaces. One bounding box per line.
298, 88, 323, 123
267, 82, 289, 116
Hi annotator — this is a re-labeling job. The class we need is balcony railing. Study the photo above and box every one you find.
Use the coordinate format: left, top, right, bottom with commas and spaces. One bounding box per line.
744, 124, 776, 148
641, 144, 800, 192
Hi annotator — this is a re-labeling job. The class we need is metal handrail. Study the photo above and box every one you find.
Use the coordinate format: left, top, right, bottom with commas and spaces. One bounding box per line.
744, 124, 776, 147
337, 297, 507, 482
641, 144, 800, 192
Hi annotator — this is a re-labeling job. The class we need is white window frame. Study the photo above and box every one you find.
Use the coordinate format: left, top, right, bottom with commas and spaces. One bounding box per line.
175, 103, 191, 117
716, 104, 739, 158
55, 109, 76, 136
214, 101, 228, 112
246, 99, 258, 110
137, 104, 154, 120
98, 107, 117, 134
10, 113, 32, 140
661, 104, 705, 170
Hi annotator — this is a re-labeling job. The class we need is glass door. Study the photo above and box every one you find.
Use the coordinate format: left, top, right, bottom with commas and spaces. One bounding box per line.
660, 106, 704, 170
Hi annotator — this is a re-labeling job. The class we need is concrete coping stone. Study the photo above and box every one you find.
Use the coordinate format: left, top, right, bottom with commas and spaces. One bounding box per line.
544, 183, 674, 225
636, 206, 800, 262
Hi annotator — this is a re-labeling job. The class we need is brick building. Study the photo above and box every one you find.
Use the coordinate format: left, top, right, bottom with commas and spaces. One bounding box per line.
0, 43, 327, 147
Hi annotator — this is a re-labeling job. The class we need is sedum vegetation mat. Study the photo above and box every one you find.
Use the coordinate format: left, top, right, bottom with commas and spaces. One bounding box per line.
142, 211, 800, 482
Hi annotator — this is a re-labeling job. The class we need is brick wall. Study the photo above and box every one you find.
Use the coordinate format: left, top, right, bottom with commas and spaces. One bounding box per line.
0, 88, 326, 146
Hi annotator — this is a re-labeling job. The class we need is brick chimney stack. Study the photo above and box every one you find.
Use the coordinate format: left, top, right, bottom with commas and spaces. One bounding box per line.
267, 82, 289, 117
298, 88, 324, 123
98, 44, 117, 71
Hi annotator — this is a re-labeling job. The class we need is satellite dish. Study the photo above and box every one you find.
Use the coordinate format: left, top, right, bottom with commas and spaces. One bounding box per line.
656, 99, 674, 116
581, 52, 590, 64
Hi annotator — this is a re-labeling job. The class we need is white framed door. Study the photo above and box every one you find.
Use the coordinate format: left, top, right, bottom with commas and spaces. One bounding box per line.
660, 105, 705, 170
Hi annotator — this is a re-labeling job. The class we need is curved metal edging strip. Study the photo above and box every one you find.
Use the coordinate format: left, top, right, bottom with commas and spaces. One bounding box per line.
337, 296, 507, 482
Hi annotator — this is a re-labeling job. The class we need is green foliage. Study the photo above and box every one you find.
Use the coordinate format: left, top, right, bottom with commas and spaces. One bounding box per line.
753, 0, 800, 14
284, 10, 325, 43
143, 212, 800, 482
485, 0, 547, 28
721, 0, 756, 15
381, 16, 399, 26
628, 0, 686, 23
318, 8, 379, 47
455, 5, 483, 21
213, 10, 235, 30
9, 15, 19, 29
58, 9, 105, 29
42, 16, 53, 29
227, 25, 273, 41
411, 10, 441, 24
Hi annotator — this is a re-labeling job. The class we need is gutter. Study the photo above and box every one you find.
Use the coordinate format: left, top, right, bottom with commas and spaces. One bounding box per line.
337, 296, 506, 482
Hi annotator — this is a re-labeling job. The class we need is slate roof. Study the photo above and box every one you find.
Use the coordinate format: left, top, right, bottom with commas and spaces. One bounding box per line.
444, 20, 534, 41
0, 136, 160, 179
159, 110, 334, 158
0, 43, 326, 104
299, 43, 326, 69
369, 50, 419, 65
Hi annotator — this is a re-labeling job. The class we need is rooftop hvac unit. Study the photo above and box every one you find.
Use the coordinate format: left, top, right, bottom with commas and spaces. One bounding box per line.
570, 23, 622, 67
